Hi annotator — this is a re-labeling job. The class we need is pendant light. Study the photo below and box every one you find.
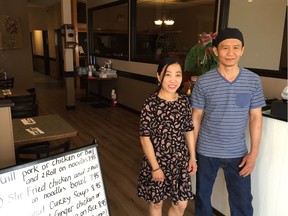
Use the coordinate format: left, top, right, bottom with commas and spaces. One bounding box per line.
154, 0, 174, 26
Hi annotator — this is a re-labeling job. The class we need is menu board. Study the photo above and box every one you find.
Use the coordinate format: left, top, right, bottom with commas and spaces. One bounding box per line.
0, 144, 109, 216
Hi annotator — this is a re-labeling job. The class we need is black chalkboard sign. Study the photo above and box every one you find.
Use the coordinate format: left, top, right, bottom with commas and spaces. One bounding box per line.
0, 144, 109, 216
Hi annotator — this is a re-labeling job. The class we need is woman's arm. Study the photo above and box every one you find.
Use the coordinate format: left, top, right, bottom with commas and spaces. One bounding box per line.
140, 136, 164, 182
185, 130, 197, 175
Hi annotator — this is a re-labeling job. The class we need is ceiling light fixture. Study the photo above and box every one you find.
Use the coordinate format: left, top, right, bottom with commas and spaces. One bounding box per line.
154, 0, 175, 26
154, 19, 163, 26
164, 20, 174, 26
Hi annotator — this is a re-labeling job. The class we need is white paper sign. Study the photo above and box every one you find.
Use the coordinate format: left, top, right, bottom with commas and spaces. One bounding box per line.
0, 145, 109, 216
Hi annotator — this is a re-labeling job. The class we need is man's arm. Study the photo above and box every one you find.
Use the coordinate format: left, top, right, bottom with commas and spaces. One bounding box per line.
192, 108, 204, 144
192, 108, 204, 143
239, 107, 263, 177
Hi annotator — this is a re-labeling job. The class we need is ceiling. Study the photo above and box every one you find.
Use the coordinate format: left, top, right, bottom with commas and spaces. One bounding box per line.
27, 0, 60, 7
27, 0, 213, 7
139, 0, 214, 5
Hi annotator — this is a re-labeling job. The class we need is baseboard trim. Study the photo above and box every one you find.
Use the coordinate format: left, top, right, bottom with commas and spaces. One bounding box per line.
66, 105, 76, 110
117, 103, 140, 115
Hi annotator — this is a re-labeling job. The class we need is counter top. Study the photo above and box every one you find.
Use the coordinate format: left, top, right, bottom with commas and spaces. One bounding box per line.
262, 98, 287, 122
0, 99, 13, 108
262, 109, 287, 122
191, 113, 288, 216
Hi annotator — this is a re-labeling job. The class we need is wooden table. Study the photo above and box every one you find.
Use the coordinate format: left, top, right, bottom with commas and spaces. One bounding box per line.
13, 114, 78, 148
80, 75, 117, 108
0, 88, 30, 99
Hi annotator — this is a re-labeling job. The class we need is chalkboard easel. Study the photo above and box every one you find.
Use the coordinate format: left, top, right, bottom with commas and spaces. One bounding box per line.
0, 141, 110, 216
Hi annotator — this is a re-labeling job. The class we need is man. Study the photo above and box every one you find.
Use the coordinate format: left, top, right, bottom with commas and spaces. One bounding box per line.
191, 28, 266, 216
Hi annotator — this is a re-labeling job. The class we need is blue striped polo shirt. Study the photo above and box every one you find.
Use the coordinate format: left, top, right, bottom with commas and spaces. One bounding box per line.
191, 67, 266, 158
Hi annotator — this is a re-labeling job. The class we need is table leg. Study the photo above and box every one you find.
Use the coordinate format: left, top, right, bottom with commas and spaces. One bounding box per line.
90, 80, 110, 108
80, 77, 95, 102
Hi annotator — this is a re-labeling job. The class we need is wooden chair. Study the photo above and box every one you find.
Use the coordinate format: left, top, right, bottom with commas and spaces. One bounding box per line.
26, 87, 39, 113
0, 77, 14, 89
11, 93, 38, 118
26, 87, 36, 94
15, 141, 71, 164
11, 88, 59, 165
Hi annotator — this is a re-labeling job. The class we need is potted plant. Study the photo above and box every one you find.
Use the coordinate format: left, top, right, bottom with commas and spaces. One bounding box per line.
181, 32, 218, 95
184, 32, 218, 75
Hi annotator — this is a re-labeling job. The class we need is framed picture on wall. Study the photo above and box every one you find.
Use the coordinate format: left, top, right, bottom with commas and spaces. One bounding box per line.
0, 15, 23, 49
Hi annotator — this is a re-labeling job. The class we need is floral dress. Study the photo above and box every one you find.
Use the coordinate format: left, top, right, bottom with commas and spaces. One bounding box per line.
137, 93, 194, 205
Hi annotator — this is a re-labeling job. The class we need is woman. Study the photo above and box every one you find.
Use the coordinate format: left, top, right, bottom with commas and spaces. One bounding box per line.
137, 57, 197, 216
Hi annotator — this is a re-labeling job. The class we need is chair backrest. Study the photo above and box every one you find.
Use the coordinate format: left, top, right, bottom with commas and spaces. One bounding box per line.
11, 93, 38, 118
0, 77, 14, 89
15, 141, 71, 164
26, 88, 36, 94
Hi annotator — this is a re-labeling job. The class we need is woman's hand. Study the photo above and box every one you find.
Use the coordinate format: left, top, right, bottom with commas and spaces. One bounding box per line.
152, 168, 165, 182
188, 159, 197, 176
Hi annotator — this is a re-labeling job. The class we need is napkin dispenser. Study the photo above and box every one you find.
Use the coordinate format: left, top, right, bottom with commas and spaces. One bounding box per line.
270, 100, 287, 121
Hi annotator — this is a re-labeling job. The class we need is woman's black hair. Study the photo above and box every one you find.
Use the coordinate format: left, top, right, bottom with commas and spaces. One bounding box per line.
155, 56, 183, 95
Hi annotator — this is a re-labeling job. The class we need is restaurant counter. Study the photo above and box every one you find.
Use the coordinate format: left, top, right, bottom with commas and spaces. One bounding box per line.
0, 100, 15, 169
262, 109, 287, 122
191, 114, 288, 216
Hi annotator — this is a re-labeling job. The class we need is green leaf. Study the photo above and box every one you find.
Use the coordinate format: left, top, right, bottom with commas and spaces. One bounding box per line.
184, 42, 218, 75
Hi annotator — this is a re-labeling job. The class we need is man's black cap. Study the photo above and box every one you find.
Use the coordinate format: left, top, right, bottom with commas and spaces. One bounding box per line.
213, 28, 244, 47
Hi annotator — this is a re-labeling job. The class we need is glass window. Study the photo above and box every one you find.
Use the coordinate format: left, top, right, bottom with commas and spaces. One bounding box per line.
133, 0, 216, 64
89, 1, 129, 60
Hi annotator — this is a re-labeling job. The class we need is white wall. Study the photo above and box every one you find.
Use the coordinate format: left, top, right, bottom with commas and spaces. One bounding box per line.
229, 0, 287, 98
229, 0, 286, 71
191, 117, 288, 216
31, 30, 44, 56
28, 4, 61, 58
28, 7, 48, 31
261, 77, 288, 99
0, 0, 34, 89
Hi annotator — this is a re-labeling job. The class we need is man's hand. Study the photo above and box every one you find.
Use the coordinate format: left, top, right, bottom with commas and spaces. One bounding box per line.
239, 154, 257, 177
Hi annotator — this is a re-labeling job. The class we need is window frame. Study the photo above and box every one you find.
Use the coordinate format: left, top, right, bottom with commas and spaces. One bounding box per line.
88, 0, 129, 62
87, 0, 287, 79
